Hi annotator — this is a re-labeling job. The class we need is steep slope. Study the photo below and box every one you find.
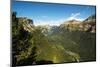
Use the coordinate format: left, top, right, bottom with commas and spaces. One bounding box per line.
12, 12, 96, 66
60, 19, 82, 31
82, 14, 96, 32
60, 14, 96, 33
17, 17, 35, 32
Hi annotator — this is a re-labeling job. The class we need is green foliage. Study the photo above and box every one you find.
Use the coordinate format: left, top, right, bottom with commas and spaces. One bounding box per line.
12, 12, 96, 66
12, 12, 37, 66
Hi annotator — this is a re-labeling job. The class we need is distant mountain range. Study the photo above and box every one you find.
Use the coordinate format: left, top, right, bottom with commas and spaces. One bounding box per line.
16, 14, 96, 34
12, 12, 96, 65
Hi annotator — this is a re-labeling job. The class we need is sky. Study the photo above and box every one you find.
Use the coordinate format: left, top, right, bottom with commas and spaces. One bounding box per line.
12, 1, 96, 26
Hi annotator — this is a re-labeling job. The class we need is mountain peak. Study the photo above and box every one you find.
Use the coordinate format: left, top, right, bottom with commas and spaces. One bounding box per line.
63, 19, 81, 25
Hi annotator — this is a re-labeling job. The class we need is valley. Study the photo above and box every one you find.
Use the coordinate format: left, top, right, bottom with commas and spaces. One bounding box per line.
12, 12, 96, 66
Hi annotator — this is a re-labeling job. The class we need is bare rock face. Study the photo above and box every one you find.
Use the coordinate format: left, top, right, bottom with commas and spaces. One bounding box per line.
17, 17, 35, 32
60, 19, 82, 31
64, 19, 81, 25
60, 14, 96, 33
17, 17, 33, 24
81, 14, 96, 33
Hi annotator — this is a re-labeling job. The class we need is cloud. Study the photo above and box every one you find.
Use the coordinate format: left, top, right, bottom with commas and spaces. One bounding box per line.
71, 12, 80, 17
34, 18, 66, 26
33, 12, 85, 26
33, 15, 67, 26
67, 12, 84, 21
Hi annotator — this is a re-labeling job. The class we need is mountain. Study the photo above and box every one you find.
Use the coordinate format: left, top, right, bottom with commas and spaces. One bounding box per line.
83, 14, 96, 22
17, 17, 35, 32
18, 14, 96, 34
82, 14, 96, 33
63, 19, 81, 25
60, 14, 96, 33
60, 19, 82, 31
12, 12, 96, 66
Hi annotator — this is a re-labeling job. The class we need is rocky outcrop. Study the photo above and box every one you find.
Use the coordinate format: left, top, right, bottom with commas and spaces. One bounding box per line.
82, 14, 96, 33
60, 19, 82, 31
17, 17, 35, 32
17, 17, 33, 24
60, 14, 96, 33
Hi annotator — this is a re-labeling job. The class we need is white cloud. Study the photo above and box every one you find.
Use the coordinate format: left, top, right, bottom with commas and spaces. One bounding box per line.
34, 18, 66, 26
33, 12, 85, 26
71, 12, 80, 17
67, 12, 84, 21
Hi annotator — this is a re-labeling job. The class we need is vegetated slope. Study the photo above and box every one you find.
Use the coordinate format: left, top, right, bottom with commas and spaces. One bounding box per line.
39, 14, 96, 62
33, 25, 80, 64
12, 12, 96, 66
79, 14, 96, 61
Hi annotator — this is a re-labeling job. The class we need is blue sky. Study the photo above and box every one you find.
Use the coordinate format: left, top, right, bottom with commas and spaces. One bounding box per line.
12, 1, 96, 26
